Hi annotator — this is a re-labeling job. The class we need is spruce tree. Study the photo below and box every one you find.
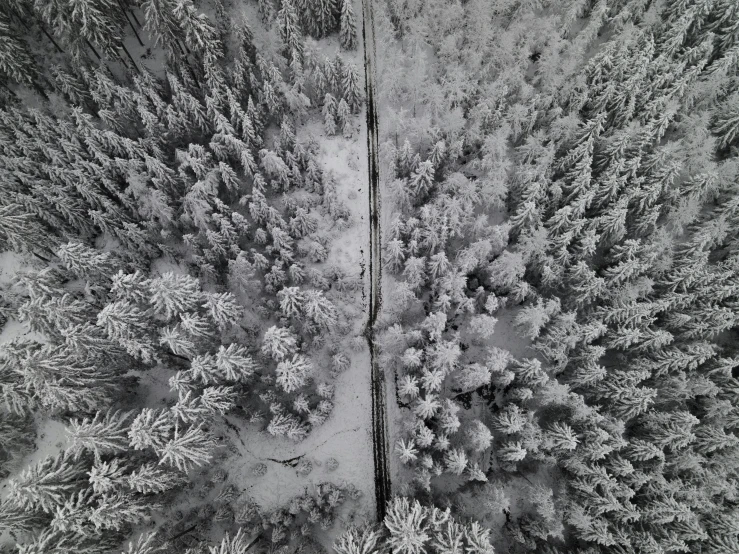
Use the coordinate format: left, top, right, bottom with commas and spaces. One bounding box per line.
339, 0, 356, 50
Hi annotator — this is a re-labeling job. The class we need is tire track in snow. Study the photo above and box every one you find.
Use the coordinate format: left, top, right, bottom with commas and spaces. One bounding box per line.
361, 0, 391, 522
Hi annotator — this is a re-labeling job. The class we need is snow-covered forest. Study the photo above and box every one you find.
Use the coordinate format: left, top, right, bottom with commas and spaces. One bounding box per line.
1, 0, 738, 553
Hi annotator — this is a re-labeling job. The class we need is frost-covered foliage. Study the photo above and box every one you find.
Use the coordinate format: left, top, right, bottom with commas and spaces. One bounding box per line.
0, 0, 362, 550
377, 0, 739, 551
5, 0, 739, 551
334, 497, 495, 554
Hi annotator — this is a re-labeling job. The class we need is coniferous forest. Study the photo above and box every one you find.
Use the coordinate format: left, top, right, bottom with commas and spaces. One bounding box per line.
0, 0, 738, 553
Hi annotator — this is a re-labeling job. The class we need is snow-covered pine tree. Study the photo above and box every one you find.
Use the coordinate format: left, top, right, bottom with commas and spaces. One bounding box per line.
341, 63, 361, 112
57, 242, 118, 284
67, 409, 132, 461
339, 0, 356, 50
275, 354, 312, 393
261, 325, 299, 361
0, 12, 36, 86
323, 92, 338, 135
6, 450, 87, 513
277, 0, 303, 62
157, 423, 214, 472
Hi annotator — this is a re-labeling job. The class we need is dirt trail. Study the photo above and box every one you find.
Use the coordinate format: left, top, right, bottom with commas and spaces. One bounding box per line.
361, 0, 391, 522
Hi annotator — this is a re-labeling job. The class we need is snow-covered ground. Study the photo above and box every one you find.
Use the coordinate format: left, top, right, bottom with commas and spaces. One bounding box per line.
220, 126, 374, 547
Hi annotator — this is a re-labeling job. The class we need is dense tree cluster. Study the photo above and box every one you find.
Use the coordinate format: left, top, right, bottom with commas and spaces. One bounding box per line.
0, 0, 362, 552
378, 0, 739, 552
4, 0, 738, 552
334, 497, 495, 554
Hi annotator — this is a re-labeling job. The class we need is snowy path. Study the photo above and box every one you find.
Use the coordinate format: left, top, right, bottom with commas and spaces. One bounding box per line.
361, 0, 391, 521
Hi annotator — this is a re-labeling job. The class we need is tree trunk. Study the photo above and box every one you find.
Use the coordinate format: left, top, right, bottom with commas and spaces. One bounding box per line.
39, 24, 64, 53
120, 42, 140, 73
86, 39, 102, 60
32, 251, 52, 263
118, 1, 144, 47
0, 82, 17, 100
121, 0, 143, 27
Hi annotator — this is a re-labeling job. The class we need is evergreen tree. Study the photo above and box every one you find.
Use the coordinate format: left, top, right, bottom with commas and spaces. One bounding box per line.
275, 354, 312, 393
127, 463, 184, 495
148, 272, 201, 320
323, 92, 338, 135
67, 410, 132, 461
0, 203, 56, 256
384, 497, 431, 554
57, 242, 117, 283
128, 408, 173, 451
6, 451, 87, 513
261, 325, 298, 361
157, 423, 214, 472
0, 12, 37, 85
277, 0, 303, 62
339, 0, 356, 50
342, 63, 361, 112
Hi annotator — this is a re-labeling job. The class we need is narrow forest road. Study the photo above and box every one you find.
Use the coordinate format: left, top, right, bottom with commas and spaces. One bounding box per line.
361, 0, 391, 522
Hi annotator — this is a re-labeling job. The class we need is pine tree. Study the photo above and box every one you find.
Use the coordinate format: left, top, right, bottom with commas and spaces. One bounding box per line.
543, 422, 579, 452
97, 300, 156, 362
302, 290, 338, 328
0, 499, 44, 533
67, 410, 132, 461
7, 451, 87, 513
261, 325, 298, 361
512, 358, 549, 388
712, 92, 739, 149
215, 343, 257, 381
202, 292, 241, 330
455, 363, 492, 392
199, 385, 237, 416
127, 463, 184, 494
128, 408, 173, 451
57, 242, 117, 283
148, 272, 201, 319
414, 394, 441, 419
0, 203, 56, 256
0, 12, 36, 85
339, 0, 356, 50
497, 441, 527, 464
466, 420, 493, 452
110, 271, 150, 304
275, 354, 312, 393
336, 97, 351, 137
492, 404, 526, 435
323, 92, 338, 135
159, 325, 197, 358
384, 497, 430, 554
443, 448, 468, 475
399, 375, 420, 399
86, 458, 128, 495
121, 531, 164, 554
158, 423, 214, 472
395, 438, 419, 464
170, 389, 210, 423
342, 63, 361, 112
36, 0, 128, 61
207, 529, 253, 554
515, 297, 561, 340
171, 0, 221, 53
259, 149, 291, 188
334, 525, 384, 554
277, 0, 303, 62
409, 161, 434, 196
277, 286, 305, 318
89, 491, 153, 531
